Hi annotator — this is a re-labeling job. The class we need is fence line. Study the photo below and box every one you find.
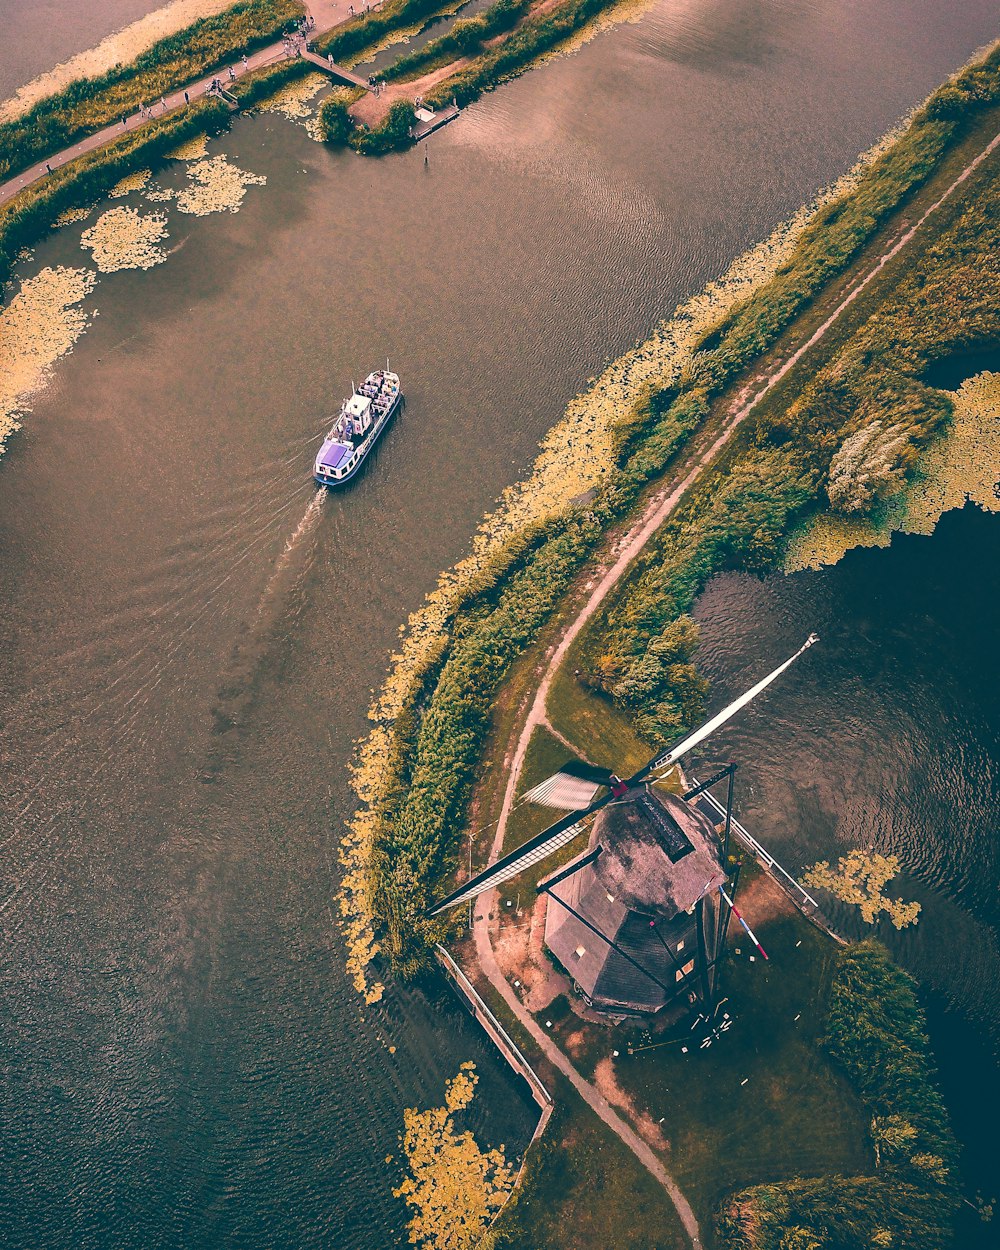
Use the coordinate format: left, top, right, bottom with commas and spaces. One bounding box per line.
435, 944, 552, 1111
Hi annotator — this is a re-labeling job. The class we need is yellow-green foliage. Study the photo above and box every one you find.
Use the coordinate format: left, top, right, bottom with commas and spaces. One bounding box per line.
0, 0, 302, 179
393, 1063, 515, 1249
803, 851, 921, 928
786, 369, 1000, 569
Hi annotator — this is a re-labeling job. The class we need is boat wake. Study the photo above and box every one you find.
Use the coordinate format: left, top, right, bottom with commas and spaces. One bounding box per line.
203, 487, 327, 779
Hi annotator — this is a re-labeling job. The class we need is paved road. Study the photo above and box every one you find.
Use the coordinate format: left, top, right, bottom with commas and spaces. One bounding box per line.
472, 121, 1000, 1247
0, 0, 361, 210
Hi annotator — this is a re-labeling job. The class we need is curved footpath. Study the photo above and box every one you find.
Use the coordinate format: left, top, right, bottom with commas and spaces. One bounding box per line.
0, 0, 349, 210
471, 122, 1000, 1248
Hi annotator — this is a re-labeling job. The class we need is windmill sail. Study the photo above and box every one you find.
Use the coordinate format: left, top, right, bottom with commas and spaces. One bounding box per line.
648, 634, 819, 774
521, 760, 614, 809
426, 635, 818, 916
427, 813, 591, 915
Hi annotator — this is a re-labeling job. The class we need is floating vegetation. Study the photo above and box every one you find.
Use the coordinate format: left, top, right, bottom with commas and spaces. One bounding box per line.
393, 1063, 514, 1250
108, 168, 152, 198
54, 204, 93, 226
785, 371, 1000, 570
340, 122, 915, 998
80, 205, 169, 272
0, 265, 96, 453
803, 851, 921, 928
536, 0, 658, 64
256, 71, 328, 120
171, 154, 266, 215
166, 131, 211, 161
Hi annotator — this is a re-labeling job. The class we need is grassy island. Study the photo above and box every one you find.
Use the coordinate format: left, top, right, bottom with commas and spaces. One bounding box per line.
342, 41, 1000, 987
339, 39, 1000, 1248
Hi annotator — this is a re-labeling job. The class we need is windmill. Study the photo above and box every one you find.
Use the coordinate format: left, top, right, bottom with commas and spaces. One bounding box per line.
428, 634, 819, 1019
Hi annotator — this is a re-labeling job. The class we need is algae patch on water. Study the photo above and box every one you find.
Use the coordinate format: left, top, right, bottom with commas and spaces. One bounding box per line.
172, 154, 267, 215
785, 371, 1000, 571
108, 168, 153, 198
166, 131, 211, 162
393, 1062, 514, 1250
55, 204, 94, 226
804, 851, 921, 929
257, 71, 328, 121
0, 266, 96, 453
81, 206, 169, 273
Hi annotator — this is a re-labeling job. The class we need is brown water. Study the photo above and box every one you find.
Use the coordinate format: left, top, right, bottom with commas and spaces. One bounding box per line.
0, 0, 181, 101
2, 1, 999, 1244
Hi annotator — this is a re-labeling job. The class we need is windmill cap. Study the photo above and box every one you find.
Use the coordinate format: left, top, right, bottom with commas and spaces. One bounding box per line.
591, 786, 726, 919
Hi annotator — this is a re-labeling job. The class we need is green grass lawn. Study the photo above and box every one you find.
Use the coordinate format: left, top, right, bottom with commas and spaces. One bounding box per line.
546, 638, 653, 777
538, 871, 872, 1242
496, 1079, 690, 1250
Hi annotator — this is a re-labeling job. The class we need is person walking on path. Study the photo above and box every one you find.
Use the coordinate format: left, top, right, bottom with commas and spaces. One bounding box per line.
122, 114, 128, 128
161, 95, 168, 111
241, 54, 248, 69
228, 65, 236, 81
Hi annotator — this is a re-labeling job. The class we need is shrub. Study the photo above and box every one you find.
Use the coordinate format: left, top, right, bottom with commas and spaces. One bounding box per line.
0, 0, 303, 179
319, 92, 354, 145
349, 100, 415, 154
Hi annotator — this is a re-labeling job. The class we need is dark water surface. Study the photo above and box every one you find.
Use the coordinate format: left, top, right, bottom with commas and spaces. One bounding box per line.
2, 0, 999, 1245
693, 504, 1000, 1198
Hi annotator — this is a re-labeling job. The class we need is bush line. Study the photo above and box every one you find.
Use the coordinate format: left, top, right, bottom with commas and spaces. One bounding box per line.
0, 0, 303, 181
346, 44, 1000, 978
716, 942, 960, 1250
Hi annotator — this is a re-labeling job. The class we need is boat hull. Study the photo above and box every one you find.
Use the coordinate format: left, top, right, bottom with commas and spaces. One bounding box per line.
313, 391, 403, 487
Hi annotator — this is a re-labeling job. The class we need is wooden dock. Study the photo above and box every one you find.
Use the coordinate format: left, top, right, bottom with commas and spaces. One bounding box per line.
301, 48, 373, 91
410, 103, 460, 142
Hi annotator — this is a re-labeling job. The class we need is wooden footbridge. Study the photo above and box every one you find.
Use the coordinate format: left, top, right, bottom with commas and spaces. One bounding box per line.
301, 48, 373, 92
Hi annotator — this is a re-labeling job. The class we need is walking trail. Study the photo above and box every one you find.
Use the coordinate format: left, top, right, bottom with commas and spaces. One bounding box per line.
0, 1, 354, 210
472, 123, 1000, 1247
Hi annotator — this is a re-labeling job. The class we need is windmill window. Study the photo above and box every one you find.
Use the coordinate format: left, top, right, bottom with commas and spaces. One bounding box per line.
675, 958, 696, 982
676, 939, 685, 952
574, 945, 587, 958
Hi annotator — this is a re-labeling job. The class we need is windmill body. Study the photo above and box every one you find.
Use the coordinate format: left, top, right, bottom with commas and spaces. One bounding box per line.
542, 785, 726, 1017
427, 636, 819, 1022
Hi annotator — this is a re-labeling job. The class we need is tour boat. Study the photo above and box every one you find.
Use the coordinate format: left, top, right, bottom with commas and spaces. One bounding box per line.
313, 369, 403, 486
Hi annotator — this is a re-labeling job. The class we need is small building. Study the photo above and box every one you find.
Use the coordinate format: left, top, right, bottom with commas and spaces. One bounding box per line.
541, 785, 726, 1017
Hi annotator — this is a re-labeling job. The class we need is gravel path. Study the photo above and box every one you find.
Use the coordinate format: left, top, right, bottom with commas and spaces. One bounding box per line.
471, 121, 1000, 1246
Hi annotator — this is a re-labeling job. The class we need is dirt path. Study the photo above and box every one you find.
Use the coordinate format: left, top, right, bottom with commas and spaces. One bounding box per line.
471, 122, 1000, 1245
351, 56, 470, 126
352, 0, 564, 127
473, 918, 705, 1246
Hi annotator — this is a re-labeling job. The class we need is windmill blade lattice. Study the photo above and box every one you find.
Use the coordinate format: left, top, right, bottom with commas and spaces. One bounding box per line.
426, 635, 819, 917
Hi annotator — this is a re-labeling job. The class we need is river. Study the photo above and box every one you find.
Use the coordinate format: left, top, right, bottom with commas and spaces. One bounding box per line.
1, 1, 998, 1245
